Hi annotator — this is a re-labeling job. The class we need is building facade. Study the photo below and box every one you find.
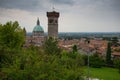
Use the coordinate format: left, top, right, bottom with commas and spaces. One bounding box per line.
47, 11, 59, 38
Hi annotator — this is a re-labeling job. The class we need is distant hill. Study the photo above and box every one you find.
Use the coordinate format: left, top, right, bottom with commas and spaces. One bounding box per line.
27, 32, 120, 39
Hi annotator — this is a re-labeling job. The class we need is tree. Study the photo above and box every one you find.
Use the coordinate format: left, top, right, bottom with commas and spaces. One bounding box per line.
43, 37, 61, 55
114, 58, 120, 73
106, 42, 112, 66
72, 44, 78, 53
111, 37, 119, 46
89, 53, 104, 68
0, 21, 25, 49
85, 37, 90, 44
0, 21, 25, 68
23, 27, 26, 36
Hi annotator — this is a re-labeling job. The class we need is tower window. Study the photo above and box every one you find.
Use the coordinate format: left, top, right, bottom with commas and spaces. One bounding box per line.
55, 20, 57, 23
49, 19, 54, 23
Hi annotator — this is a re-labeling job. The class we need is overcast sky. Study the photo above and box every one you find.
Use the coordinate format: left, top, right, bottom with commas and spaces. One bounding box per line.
0, 0, 120, 32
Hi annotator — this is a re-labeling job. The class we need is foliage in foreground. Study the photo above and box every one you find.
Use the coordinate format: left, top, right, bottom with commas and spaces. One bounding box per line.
0, 21, 25, 49
43, 37, 61, 55
89, 53, 104, 68
82, 53, 104, 68
0, 47, 84, 80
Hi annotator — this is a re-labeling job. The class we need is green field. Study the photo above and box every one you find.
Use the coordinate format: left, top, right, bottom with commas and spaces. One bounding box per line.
83, 67, 120, 80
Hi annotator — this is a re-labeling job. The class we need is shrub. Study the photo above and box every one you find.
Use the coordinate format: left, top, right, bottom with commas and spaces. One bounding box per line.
114, 58, 120, 73
89, 53, 104, 68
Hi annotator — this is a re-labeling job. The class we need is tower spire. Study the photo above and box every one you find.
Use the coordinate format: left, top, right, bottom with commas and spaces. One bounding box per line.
37, 17, 40, 25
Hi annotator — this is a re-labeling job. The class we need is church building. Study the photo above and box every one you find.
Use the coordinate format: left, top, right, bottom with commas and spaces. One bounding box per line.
32, 18, 44, 37
25, 18, 44, 47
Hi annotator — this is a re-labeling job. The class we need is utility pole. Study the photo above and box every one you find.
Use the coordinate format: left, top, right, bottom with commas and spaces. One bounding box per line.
86, 39, 90, 80
87, 50, 90, 80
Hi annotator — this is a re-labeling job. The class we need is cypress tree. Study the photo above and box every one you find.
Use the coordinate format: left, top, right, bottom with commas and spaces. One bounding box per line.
106, 42, 112, 66
72, 44, 78, 53
44, 37, 61, 55
111, 37, 119, 46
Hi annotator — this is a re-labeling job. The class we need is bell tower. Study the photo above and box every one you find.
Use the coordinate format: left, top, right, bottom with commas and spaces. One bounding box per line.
47, 10, 59, 38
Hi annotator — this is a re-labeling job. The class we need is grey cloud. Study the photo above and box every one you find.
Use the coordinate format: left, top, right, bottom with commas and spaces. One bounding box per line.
0, 0, 119, 13
0, 0, 45, 11
50, 0, 75, 5
110, 0, 120, 11
77, 0, 120, 12
0, 0, 119, 11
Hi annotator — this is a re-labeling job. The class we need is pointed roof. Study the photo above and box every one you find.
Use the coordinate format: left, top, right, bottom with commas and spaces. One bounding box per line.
33, 18, 44, 32
37, 17, 40, 25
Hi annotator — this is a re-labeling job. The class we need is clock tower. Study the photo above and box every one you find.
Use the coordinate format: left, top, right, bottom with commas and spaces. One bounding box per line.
47, 10, 59, 38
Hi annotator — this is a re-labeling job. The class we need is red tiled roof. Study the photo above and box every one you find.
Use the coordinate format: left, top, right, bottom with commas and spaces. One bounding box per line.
112, 52, 120, 56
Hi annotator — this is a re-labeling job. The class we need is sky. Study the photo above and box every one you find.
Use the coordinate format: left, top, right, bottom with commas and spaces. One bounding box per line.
0, 0, 120, 32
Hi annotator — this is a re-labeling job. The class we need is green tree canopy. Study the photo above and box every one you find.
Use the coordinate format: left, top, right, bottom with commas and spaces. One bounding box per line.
72, 44, 78, 53
0, 21, 25, 49
90, 53, 104, 68
43, 37, 61, 55
114, 58, 120, 73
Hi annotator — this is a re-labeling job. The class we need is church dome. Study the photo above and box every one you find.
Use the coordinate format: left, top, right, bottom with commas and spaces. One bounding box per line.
33, 18, 44, 32
33, 25, 44, 32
